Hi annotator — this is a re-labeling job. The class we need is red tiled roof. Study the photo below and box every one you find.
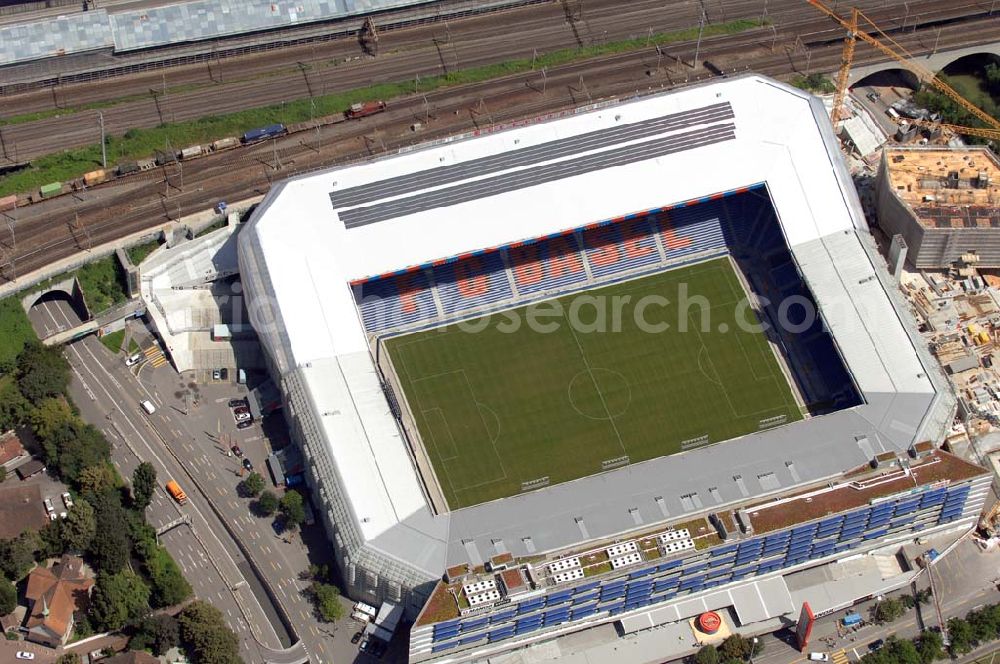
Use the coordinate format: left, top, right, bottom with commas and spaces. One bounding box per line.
0, 431, 25, 466
24, 555, 94, 642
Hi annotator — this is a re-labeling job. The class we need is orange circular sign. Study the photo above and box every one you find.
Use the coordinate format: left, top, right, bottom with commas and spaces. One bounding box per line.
698, 611, 722, 634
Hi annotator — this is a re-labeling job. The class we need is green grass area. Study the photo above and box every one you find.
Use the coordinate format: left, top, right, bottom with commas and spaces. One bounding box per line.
0, 296, 36, 369
127, 240, 160, 266
386, 258, 801, 509
128, 338, 140, 355
99, 328, 125, 353
790, 73, 836, 94
75, 255, 128, 313
0, 18, 764, 198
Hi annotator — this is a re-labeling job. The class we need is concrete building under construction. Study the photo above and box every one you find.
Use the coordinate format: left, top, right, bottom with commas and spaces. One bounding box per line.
875, 146, 1000, 268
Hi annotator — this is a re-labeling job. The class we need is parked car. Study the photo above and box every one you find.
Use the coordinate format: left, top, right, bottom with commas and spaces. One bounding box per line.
231, 445, 243, 457
220, 368, 229, 381
234, 405, 250, 415
237, 420, 254, 430
866, 91, 880, 102
213, 369, 222, 381
235, 411, 252, 423
125, 353, 142, 367
242, 458, 254, 472
808, 655, 829, 662
229, 399, 247, 408
59, 512, 67, 519
16, 652, 35, 660
43, 498, 54, 513
352, 631, 363, 644
61, 492, 73, 508
868, 639, 885, 652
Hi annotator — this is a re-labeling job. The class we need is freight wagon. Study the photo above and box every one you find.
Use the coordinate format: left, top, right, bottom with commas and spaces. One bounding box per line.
0, 194, 16, 212
211, 137, 240, 151
241, 124, 287, 143
179, 145, 203, 160
83, 169, 108, 186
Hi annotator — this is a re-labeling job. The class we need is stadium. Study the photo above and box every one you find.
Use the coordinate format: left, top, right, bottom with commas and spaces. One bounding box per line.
238, 75, 989, 662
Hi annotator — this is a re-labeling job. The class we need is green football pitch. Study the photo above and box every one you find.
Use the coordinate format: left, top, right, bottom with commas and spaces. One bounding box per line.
385, 258, 803, 510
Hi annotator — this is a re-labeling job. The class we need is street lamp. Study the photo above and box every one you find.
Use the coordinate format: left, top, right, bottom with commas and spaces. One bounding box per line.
97, 111, 106, 169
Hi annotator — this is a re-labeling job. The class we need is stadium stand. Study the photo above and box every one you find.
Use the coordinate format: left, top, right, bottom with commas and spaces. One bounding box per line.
582, 219, 662, 279
434, 251, 513, 316
508, 235, 588, 295
352, 188, 861, 415
355, 270, 439, 331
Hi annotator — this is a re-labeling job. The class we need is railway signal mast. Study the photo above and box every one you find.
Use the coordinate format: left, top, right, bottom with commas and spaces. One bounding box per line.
808, 0, 1000, 140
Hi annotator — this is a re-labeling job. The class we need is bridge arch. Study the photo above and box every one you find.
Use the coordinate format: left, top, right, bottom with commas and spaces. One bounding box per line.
851, 68, 920, 91
846, 44, 1000, 87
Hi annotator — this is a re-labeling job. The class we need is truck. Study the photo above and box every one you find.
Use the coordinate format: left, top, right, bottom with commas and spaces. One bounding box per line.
165, 480, 187, 505
241, 124, 286, 143
346, 101, 387, 120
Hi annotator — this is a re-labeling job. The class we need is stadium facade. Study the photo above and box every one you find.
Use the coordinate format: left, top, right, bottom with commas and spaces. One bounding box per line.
238, 75, 986, 662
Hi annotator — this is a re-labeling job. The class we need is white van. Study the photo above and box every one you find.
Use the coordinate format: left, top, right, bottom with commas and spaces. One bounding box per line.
808, 654, 830, 662
140, 400, 156, 415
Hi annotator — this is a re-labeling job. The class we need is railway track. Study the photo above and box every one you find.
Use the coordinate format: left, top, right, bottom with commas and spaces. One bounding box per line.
1, 9, 999, 283
1, 0, 993, 162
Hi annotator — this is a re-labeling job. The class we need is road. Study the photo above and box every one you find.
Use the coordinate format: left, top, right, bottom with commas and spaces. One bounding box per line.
736, 538, 1000, 664
28, 295, 363, 663
0, 0, 993, 161
28, 297, 305, 664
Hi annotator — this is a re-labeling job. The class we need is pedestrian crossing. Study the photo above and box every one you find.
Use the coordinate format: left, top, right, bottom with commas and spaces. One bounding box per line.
832, 649, 849, 664
144, 344, 168, 368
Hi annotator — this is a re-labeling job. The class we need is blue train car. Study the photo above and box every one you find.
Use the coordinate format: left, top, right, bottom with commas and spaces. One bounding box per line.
242, 123, 287, 143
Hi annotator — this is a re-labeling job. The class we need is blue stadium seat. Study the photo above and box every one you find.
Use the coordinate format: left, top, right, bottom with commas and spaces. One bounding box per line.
354, 271, 438, 332
506, 235, 588, 295
434, 251, 513, 316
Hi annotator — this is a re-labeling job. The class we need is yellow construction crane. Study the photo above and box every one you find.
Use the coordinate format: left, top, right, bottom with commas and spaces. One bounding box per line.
807, 0, 1000, 136
905, 118, 1000, 141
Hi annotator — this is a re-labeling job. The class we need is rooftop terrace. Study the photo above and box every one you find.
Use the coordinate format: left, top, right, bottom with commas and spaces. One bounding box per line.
885, 147, 1000, 229
415, 449, 987, 626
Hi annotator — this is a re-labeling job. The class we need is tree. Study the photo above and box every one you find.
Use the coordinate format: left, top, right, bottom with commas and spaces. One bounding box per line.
883, 636, 921, 664
89, 570, 151, 631
178, 601, 241, 664
88, 492, 130, 574
28, 397, 74, 441
280, 490, 305, 531
17, 343, 69, 401
970, 603, 1000, 643
0, 575, 15, 616
256, 490, 279, 516
692, 645, 720, 664
947, 617, 976, 656
240, 471, 265, 498
131, 462, 157, 511
0, 531, 39, 581
718, 634, 752, 661
62, 497, 96, 552
916, 629, 945, 664
0, 376, 29, 432
140, 543, 192, 608
76, 464, 118, 497
309, 582, 345, 622
55, 654, 81, 664
873, 597, 906, 624
131, 614, 180, 656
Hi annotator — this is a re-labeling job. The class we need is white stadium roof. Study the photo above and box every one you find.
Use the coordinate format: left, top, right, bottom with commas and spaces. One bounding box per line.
239, 75, 951, 578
